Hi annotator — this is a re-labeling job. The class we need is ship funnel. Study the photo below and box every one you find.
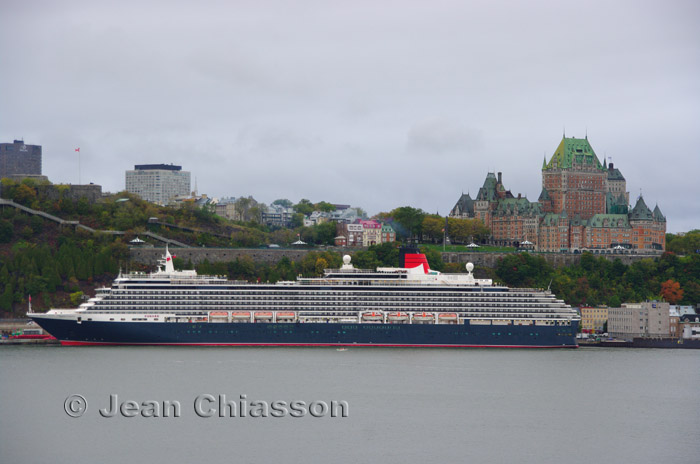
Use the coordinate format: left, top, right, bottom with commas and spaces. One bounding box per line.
399, 245, 430, 274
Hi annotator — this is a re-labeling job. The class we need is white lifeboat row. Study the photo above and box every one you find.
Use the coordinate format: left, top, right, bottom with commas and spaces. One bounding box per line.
362, 311, 459, 324
209, 311, 297, 323
207, 310, 460, 324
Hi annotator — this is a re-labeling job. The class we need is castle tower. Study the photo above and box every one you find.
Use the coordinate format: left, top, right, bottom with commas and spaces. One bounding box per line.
541, 136, 607, 220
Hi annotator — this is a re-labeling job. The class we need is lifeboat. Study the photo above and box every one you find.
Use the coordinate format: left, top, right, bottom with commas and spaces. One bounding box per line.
254, 312, 274, 322
438, 313, 458, 324
209, 311, 229, 322
231, 312, 251, 322
361, 312, 383, 323
276, 312, 296, 322
412, 312, 435, 324
387, 312, 409, 323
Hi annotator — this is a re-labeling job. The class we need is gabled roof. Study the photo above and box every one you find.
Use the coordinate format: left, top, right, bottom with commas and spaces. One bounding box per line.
450, 193, 474, 216
629, 196, 653, 221
587, 214, 630, 229
538, 188, 551, 202
606, 192, 628, 215
542, 213, 567, 226
494, 198, 541, 216
476, 173, 498, 201
607, 166, 625, 181
653, 204, 666, 222
543, 136, 605, 171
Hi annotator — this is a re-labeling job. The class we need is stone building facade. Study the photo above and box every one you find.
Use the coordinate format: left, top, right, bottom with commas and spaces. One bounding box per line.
0, 140, 42, 178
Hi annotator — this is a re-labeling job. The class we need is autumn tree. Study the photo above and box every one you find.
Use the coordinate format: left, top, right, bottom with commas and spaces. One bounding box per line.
660, 279, 683, 304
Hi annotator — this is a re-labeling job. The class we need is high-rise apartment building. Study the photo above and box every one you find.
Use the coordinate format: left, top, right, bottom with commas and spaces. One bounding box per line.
0, 140, 42, 178
125, 164, 190, 205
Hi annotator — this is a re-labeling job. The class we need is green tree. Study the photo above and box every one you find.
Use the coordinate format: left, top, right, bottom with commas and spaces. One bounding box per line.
0, 220, 13, 243
69, 291, 84, 306
390, 206, 426, 240
315, 201, 335, 213
0, 283, 13, 311
313, 222, 337, 245
13, 184, 37, 205
422, 216, 445, 243
272, 199, 293, 208
293, 199, 314, 216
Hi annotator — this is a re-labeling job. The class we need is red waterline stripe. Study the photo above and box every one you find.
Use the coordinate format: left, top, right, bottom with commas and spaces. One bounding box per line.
60, 341, 578, 348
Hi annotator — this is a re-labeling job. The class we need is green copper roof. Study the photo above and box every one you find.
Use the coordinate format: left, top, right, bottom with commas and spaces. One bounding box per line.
476, 173, 498, 201
630, 196, 653, 221
587, 214, 630, 229
607, 166, 625, 181
494, 198, 541, 216
653, 204, 666, 222
606, 192, 628, 215
543, 136, 605, 171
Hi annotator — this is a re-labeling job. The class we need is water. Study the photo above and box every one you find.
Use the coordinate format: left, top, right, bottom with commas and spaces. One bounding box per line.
1, 346, 698, 464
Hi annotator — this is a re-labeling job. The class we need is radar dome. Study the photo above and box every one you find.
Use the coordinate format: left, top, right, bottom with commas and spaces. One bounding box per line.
343, 255, 352, 265
466, 262, 474, 272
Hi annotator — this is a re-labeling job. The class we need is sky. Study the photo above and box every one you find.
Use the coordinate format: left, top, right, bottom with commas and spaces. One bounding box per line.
1, 0, 699, 233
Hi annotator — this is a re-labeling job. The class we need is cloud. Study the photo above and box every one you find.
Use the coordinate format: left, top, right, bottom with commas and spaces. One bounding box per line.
406, 119, 482, 156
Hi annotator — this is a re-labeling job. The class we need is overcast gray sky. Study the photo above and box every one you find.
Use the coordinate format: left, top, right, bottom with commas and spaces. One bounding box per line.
2, 0, 698, 232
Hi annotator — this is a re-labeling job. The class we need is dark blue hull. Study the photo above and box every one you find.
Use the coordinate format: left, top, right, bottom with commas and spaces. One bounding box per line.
30, 317, 579, 348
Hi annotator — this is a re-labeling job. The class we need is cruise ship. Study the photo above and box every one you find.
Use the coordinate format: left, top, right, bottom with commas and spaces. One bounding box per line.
28, 247, 579, 347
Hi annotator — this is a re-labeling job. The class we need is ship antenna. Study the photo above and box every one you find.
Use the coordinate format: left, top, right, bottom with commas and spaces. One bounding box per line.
547, 279, 552, 292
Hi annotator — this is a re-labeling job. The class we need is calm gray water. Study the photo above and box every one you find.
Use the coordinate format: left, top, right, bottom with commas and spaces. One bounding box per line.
1, 346, 698, 464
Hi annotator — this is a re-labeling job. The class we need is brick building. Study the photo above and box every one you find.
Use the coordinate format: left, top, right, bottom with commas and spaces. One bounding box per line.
449, 135, 666, 251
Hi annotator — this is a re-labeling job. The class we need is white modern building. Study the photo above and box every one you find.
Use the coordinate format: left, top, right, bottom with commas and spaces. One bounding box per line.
125, 164, 191, 205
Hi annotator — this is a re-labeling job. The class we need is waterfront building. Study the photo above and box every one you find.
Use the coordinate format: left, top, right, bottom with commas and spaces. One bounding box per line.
125, 164, 190, 205
0, 140, 42, 179
580, 306, 608, 333
449, 135, 666, 251
679, 314, 700, 340
608, 301, 670, 340
669, 307, 680, 338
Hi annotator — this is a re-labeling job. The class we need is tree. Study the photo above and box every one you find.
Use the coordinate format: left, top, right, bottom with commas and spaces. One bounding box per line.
0, 283, 13, 311
290, 213, 304, 228
69, 291, 84, 306
422, 216, 444, 243
390, 206, 426, 240
271, 199, 293, 208
315, 201, 335, 213
315, 257, 328, 275
13, 184, 37, 205
0, 219, 13, 243
660, 279, 683, 304
293, 199, 314, 216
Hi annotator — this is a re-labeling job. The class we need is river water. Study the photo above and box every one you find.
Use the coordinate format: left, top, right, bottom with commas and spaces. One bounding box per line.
1, 346, 698, 464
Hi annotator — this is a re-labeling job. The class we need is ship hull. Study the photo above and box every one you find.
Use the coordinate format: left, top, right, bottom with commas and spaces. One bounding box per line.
29, 317, 578, 348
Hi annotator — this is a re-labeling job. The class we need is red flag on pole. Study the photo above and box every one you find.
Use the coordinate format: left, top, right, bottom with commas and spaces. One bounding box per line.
75, 148, 80, 152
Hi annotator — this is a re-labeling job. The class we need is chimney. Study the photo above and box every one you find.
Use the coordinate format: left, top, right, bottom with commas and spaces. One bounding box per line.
497, 172, 502, 184
609, 162, 614, 170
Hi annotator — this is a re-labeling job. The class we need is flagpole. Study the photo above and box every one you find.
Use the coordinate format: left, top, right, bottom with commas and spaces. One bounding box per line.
75, 147, 81, 184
